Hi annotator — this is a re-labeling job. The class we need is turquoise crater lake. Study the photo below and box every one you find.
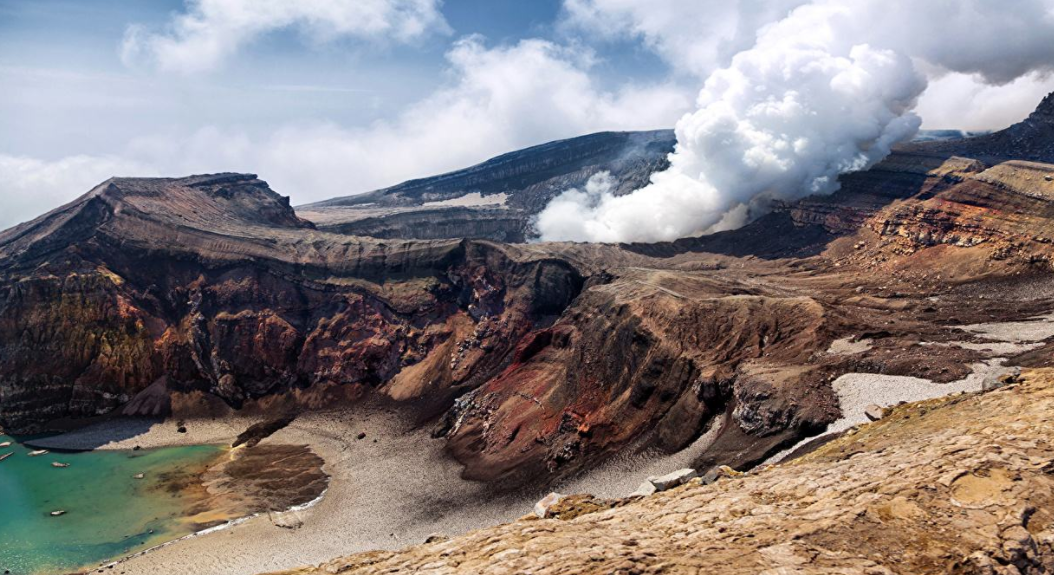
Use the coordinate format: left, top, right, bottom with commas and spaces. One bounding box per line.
0, 434, 224, 575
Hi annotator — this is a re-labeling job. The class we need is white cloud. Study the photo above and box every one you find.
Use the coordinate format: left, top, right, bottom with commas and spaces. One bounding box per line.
561, 0, 809, 78
121, 0, 451, 73
562, 0, 1054, 128
916, 72, 1054, 130
0, 37, 689, 230
186, 37, 688, 202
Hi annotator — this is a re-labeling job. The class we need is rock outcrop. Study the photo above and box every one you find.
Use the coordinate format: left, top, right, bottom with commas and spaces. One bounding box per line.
265, 369, 1054, 575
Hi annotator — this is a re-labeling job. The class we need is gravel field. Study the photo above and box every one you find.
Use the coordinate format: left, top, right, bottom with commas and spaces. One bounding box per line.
42, 403, 718, 575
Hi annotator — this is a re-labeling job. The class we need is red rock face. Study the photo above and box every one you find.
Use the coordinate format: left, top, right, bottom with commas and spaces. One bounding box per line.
0, 244, 584, 424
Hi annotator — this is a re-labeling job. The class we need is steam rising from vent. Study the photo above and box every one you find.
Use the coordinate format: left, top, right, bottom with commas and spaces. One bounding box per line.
535, 0, 1054, 243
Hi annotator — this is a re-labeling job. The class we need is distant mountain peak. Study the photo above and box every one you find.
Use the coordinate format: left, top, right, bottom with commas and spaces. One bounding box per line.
1031, 91, 1054, 120
0, 173, 311, 270
901, 91, 1054, 163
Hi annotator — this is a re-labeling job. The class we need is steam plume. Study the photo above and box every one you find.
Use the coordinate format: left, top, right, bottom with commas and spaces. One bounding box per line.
536, 0, 1054, 243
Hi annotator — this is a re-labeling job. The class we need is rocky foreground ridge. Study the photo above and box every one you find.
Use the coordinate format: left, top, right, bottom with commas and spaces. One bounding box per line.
268, 369, 1054, 575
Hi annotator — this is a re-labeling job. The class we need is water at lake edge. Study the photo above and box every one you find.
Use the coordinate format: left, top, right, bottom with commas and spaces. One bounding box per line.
0, 434, 225, 575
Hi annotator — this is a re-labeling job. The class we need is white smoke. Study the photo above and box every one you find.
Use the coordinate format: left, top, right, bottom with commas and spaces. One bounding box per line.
537, 0, 1054, 243
533, 171, 619, 242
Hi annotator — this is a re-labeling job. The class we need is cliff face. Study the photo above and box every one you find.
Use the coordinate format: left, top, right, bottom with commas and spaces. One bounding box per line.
315, 207, 529, 243
0, 175, 582, 435
267, 369, 1054, 575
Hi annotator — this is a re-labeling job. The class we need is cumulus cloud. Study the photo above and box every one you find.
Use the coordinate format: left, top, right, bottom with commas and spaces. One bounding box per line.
178, 37, 688, 202
562, 0, 809, 78
537, 0, 1054, 243
121, 0, 451, 73
562, 0, 1054, 128
0, 37, 689, 230
247, 36, 688, 198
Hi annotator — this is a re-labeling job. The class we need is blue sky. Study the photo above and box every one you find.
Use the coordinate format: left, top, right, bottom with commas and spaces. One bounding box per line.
0, 0, 665, 157
1, 0, 1053, 230
0, 0, 555, 155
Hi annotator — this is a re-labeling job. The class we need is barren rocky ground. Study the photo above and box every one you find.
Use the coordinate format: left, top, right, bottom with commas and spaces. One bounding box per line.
4, 92, 1054, 575
267, 368, 1054, 575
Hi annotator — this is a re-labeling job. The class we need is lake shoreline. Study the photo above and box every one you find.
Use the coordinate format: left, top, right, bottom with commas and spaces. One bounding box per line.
2, 422, 328, 575
76, 487, 329, 575
26, 399, 776, 575
30, 406, 576, 575
0, 434, 225, 575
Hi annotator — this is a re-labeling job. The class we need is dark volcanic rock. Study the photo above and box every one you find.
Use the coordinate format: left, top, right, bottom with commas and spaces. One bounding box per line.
305, 130, 674, 211
233, 414, 298, 448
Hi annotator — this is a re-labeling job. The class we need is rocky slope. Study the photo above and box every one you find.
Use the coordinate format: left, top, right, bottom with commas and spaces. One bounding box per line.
297, 130, 675, 241
903, 92, 1054, 164
267, 368, 1054, 575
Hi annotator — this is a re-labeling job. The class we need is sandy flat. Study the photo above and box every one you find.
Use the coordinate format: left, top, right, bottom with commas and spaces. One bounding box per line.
51, 401, 710, 575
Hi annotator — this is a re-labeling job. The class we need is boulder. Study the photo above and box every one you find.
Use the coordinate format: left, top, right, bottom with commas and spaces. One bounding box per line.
647, 468, 697, 492
983, 366, 1021, 391
268, 510, 304, 530
701, 465, 744, 485
630, 481, 657, 498
533, 492, 565, 518
864, 404, 887, 421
